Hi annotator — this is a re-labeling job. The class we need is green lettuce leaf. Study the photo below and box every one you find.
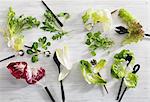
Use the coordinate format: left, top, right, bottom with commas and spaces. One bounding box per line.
124, 72, 138, 88
80, 60, 106, 85
93, 59, 107, 73
111, 49, 135, 79
3, 7, 40, 51
114, 49, 135, 65
82, 9, 112, 32
111, 60, 126, 79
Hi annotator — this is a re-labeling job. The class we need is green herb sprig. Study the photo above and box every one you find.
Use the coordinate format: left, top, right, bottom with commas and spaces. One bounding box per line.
85, 31, 114, 56
26, 36, 51, 63
41, 10, 70, 40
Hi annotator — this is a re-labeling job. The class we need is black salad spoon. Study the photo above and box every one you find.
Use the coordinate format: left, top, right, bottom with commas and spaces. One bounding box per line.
118, 64, 140, 102
0, 50, 24, 62
90, 59, 109, 94
116, 54, 132, 100
41, 0, 63, 27
53, 52, 65, 102
115, 26, 150, 37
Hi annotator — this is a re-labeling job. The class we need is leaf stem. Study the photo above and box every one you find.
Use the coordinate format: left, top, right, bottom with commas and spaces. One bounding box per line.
53, 52, 65, 102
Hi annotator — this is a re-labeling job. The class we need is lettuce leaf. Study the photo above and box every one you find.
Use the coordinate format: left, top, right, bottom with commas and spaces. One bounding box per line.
80, 60, 106, 85
114, 49, 135, 65
111, 60, 126, 79
93, 59, 107, 73
82, 9, 112, 32
124, 72, 138, 88
118, 8, 144, 44
111, 49, 135, 79
3, 7, 40, 51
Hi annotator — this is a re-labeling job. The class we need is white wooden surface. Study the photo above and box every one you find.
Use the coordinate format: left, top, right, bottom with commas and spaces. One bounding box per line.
0, 0, 150, 102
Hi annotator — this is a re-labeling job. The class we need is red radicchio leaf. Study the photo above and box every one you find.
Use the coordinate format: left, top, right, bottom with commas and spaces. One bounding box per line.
7, 62, 27, 79
7, 62, 45, 84
24, 67, 45, 84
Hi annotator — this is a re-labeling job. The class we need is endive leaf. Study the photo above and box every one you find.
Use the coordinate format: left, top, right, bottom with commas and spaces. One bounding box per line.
56, 46, 72, 81
58, 68, 70, 81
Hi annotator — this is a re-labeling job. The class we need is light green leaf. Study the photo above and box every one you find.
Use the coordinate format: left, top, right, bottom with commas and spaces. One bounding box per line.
114, 49, 135, 65
80, 60, 106, 85
57, 12, 70, 20
31, 55, 38, 63
111, 60, 126, 79
94, 59, 107, 73
87, 73, 107, 85
4, 7, 40, 51
124, 72, 138, 88
82, 9, 112, 32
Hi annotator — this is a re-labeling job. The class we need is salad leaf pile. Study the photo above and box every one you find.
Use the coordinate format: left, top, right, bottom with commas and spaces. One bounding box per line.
118, 8, 144, 44
26, 36, 51, 63
3, 7, 40, 51
82, 8, 112, 32
85, 31, 114, 56
41, 10, 69, 40
111, 49, 138, 88
80, 59, 107, 85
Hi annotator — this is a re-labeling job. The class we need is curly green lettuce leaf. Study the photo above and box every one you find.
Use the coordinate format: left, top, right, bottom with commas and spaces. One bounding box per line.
111, 60, 126, 79
123, 22, 144, 44
3, 7, 40, 51
118, 8, 144, 44
80, 60, 106, 85
111, 49, 135, 79
93, 59, 107, 73
124, 72, 138, 88
82, 9, 112, 32
114, 49, 135, 65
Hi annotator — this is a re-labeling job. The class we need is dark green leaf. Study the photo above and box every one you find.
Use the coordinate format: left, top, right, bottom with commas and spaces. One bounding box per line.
94, 31, 101, 37
47, 42, 51, 46
26, 49, 34, 55
38, 38, 42, 42
32, 42, 38, 50
91, 51, 96, 56
85, 39, 91, 45
31, 55, 38, 63
87, 32, 93, 38
42, 37, 47, 44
